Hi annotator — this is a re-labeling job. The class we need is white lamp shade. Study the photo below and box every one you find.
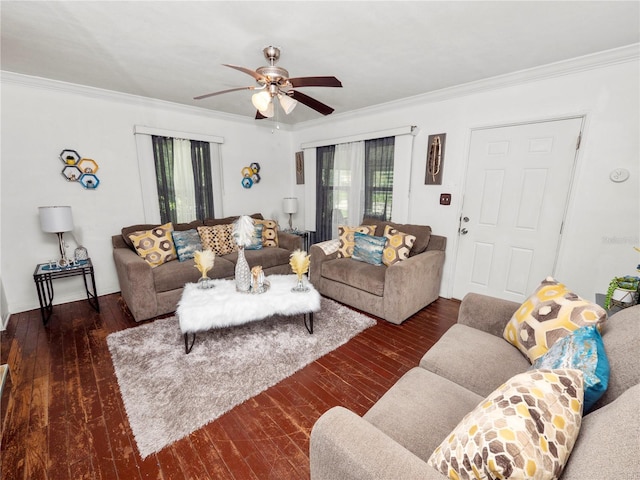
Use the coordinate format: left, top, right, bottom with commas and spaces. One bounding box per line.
278, 94, 298, 115
259, 101, 274, 118
251, 91, 272, 112
283, 197, 298, 214
39, 206, 73, 233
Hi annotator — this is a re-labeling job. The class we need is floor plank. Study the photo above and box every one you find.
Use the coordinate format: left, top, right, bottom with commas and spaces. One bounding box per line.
0, 293, 458, 479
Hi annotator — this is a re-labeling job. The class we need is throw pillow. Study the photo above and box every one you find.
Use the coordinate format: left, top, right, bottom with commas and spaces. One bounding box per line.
428, 368, 584, 480
337, 225, 376, 258
128, 222, 177, 267
315, 238, 340, 256
503, 277, 607, 363
244, 224, 264, 250
532, 325, 609, 414
382, 225, 417, 266
254, 219, 279, 247
351, 232, 386, 266
197, 224, 237, 255
171, 229, 203, 262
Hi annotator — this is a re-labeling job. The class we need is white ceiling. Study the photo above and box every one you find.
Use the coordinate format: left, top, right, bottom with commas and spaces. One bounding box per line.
2, 1, 639, 124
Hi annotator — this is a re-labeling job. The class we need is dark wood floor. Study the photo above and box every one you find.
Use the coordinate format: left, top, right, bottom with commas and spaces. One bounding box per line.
1, 293, 459, 480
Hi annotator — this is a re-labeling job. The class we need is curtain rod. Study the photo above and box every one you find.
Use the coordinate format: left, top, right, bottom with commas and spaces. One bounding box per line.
133, 125, 224, 144
300, 125, 418, 149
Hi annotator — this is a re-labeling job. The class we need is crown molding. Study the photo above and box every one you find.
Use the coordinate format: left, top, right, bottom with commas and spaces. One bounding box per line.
293, 43, 640, 130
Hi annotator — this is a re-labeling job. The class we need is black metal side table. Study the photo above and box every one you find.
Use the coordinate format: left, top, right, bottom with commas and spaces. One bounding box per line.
33, 258, 99, 324
283, 229, 310, 251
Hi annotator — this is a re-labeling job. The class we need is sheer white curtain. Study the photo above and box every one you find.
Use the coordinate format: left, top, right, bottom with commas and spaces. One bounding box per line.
331, 141, 365, 237
172, 138, 196, 222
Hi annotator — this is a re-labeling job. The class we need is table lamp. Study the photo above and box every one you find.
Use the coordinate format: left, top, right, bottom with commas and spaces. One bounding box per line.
282, 197, 298, 230
39, 206, 74, 267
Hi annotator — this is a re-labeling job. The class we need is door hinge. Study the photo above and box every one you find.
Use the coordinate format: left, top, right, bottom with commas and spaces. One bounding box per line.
576, 133, 582, 150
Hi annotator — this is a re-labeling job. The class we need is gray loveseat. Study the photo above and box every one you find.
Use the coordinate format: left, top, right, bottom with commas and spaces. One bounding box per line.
310, 294, 639, 479
112, 214, 301, 322
309, 218, 446, 325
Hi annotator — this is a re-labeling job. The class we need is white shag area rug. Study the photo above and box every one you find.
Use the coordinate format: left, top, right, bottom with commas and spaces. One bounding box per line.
107, 297, 376, 458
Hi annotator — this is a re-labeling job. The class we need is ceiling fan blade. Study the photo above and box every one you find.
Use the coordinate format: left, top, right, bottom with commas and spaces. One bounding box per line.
290, 90, 335, 115
194, 86, 256, 100
288, 76, 342, 88
223, 64, 266, 83
255, 110, 267, 120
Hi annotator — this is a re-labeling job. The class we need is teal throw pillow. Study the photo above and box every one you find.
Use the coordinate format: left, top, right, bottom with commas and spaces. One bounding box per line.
531, 324, 609, 413
171, 229, 203, 262
245, 224, 264, 250
352, 232, 386, 266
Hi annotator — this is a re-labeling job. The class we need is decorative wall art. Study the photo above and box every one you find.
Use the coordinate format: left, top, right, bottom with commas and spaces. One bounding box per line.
295, 151, 305, 184
60, 149, 101, 189
241, 162, 261, 189
425, 134, 446, 185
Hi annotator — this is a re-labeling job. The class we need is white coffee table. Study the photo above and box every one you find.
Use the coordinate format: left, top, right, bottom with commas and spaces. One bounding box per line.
176, 274, 321, 353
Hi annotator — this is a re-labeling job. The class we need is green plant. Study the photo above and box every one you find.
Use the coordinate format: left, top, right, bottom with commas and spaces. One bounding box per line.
604, 275, 640, 309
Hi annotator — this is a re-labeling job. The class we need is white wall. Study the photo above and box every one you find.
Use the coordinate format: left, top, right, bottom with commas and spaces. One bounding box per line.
1, 76, 295, 313
291, 53, 639, 302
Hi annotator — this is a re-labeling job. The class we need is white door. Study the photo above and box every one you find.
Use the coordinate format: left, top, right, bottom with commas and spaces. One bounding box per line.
453, 117, 583, 302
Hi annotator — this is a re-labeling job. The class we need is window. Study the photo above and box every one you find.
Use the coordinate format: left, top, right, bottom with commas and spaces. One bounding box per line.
152, 135, 214, 224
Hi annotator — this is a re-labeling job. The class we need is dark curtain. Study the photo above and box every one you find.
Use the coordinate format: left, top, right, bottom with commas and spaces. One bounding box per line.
364, 136, 395, 221
152, 135, 176, 224
190, 140, 214, 221
313, 145, 336, 244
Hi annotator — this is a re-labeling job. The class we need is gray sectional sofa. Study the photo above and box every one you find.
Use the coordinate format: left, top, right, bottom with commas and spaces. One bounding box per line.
112, 214, 301, 322
309, 218, 446, 325
310, 294, 639, 479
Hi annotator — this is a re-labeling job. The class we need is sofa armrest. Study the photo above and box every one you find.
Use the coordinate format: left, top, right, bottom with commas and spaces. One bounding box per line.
309, 243, 339, 286
277, 231, 302, 252
457, 292, 521, 338
112, 247, 157, 322
310, 406, 447, 480
383, 249, 445, 324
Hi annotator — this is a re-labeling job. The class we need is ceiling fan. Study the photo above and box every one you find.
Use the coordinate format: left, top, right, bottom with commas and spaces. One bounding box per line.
194, 46, 342, 119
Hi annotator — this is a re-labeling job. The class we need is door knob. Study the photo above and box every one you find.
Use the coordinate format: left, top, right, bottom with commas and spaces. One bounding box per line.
460, 228, 469, 235
462, 216, 470, 223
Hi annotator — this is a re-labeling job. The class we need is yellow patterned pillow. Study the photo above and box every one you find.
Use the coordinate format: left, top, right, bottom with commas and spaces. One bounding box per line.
197, 224, 237, 255
382, 225, 417, 266
128, 222, 177, 267
428, 369, 584, 480
254, 219, 279, 247
337, 225, 376, 258
503, 277, 607, 363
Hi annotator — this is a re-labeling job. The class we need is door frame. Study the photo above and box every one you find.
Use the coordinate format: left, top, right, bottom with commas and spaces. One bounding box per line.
448, 114, 586, 300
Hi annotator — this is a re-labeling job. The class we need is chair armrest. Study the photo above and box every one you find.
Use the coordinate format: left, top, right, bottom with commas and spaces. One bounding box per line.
112, 247, 157, 321
309, 243, 339, 286
383, 250, 445, 324
457, 292, 521, 338
310, 406, 447, 480
277, 231, 302, 251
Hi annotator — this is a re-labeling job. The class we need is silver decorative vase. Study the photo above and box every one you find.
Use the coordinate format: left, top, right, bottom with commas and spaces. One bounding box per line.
235, 247, 251, 292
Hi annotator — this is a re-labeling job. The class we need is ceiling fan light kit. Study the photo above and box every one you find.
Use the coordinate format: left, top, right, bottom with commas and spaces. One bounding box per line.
195, 46, 342, 119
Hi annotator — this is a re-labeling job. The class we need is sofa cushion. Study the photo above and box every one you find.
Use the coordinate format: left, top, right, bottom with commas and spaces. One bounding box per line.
171, 229, 203, 262
152, 256, 236, 293
351, 232, 386, 266
254, 219, 279, 247
122, 220, 202, 250
224, 247, 293, 271
503, 277, 607, 363
593, 304, 640, 409
337, 225, 376, 258
562, 383, 640, 479
364, 368, 484, 462
197, 224, 237, 255
362, 217, 431, 256
382, 225, 416, 266
532, 325, 609, 414
128, 222, 177, 267
203, 213, 263, 226
428, 369, 584, 480
420, 324, 530, 398
322, 258, 386, 296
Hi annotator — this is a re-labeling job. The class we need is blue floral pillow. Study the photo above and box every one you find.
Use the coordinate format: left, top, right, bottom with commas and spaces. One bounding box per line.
171, 229, 203, 262
245, 224, 264, 250
531, 324, 609, 413
351, 232, 386, 266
